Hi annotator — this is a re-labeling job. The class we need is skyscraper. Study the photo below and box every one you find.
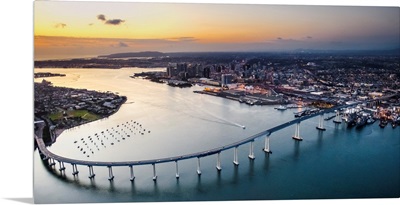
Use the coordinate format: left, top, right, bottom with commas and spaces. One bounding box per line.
221, 74, 233, 86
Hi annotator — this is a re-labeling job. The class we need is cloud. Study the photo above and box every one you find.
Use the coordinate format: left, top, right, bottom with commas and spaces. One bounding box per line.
275, 37, 298, 42
54, 23, 67, 28
167, 37, 198, 42
176, 37, 196, 41
34, 36, 202, 54
271, 37, 301, 43
97, 14, 125, 25
306, 36, 312, 39
105, 19, 125, 25
97, 14, 106, 21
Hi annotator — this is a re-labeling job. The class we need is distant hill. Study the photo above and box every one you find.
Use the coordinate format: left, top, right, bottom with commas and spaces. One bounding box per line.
99, 51, 166, 58
291, 47, 400, 55
100, 48, 399, 58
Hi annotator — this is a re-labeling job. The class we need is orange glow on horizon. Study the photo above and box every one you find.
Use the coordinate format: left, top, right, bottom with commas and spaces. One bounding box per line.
33, 1, 400, 60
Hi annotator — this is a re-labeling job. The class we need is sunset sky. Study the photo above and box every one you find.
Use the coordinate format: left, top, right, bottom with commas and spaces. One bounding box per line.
34, 1, 399, 60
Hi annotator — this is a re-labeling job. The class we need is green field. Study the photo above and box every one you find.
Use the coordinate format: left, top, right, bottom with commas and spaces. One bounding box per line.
49, 110, 100, 121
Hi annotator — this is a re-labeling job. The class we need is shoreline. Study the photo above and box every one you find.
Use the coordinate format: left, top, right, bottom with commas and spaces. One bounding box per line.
194, 90, 284, 106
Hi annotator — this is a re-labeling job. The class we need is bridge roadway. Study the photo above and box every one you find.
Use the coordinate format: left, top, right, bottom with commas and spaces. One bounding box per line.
35, 101, 365, 168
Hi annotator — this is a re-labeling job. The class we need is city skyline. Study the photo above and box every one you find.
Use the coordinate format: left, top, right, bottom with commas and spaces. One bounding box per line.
34, 1, 399, 60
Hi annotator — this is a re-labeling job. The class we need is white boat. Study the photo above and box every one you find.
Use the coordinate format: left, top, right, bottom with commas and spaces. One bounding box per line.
275, 105, 287, 110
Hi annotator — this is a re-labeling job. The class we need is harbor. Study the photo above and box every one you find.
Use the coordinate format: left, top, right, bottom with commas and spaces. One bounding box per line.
278, 102, 400, 130
194, 88, 284, 106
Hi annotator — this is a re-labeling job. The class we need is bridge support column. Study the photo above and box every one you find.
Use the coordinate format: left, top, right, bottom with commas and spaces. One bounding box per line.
216, 152, 222, 171
58, 161, 65, 172
333, 110, 342, 123
88, 165, 95, 179
233, 146, 239, 166
129, 165, 135, 181
72, 164, 79, 175
263, 136, 272, 153
175, 161, 180, 178
49, 158, 56, 167
108, 166, 114, 181
316, 114, 326, 131
248, 140, 255, 160
196, 157, 201, 175
292, 122, 303, 141
152, 164, 157, 181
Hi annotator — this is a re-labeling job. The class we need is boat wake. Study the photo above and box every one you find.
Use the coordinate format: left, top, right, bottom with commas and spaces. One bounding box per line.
170, 93, 246, 129
186, 113, 244, 128
183, 97, 246, 129
137, 92, 246, 129
197, 110, 245, 129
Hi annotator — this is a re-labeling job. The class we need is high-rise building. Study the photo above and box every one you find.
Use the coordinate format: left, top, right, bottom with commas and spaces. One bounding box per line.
230, 63, 235, 70
167, 63, 189, 78
187, 65, 197, 77
221, 74, 233, 86
216, 65, 222, 73
203, 67, 211, 78
167, 63, 177, 77
177, 63, 188, 73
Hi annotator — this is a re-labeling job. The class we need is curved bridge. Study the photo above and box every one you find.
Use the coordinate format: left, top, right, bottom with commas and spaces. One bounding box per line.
35, 98, 385, 180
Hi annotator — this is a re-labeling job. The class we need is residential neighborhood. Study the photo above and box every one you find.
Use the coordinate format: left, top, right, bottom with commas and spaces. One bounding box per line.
34, 79, 126, 143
